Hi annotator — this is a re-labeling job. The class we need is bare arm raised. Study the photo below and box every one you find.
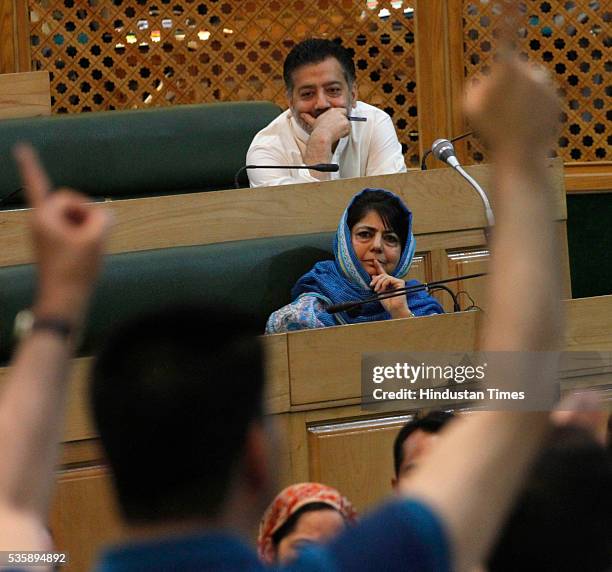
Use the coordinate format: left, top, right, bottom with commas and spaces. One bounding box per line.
0, 146, 111, 551
400, 59, 562, 572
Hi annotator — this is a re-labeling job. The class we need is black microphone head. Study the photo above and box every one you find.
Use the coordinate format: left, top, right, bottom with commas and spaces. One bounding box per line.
325, 300, 357, 314
310, 163, 340, 172
431, 139, 457, 164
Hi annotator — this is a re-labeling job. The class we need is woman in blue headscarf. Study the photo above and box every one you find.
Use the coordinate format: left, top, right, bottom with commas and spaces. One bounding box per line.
266, 188, 443, 333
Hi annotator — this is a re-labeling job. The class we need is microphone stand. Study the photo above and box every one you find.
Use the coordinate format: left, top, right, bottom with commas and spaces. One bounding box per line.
431, 137, 495, 229
326, 272, 487, 314
451, 163, 495, 227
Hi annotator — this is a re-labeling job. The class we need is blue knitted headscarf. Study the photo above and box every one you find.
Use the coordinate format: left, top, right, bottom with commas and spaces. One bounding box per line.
292, 188, 444, 326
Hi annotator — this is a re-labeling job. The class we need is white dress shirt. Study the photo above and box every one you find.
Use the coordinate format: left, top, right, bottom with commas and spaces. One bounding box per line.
246, 101, 407, 187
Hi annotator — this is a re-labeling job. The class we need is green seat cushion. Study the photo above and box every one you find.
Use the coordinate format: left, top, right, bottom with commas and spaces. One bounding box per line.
0, 232, 334, 362
0, 101, 281, 204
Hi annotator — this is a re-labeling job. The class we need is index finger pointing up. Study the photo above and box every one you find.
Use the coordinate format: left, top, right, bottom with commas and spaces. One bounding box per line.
373, 259, 386, 275
13, 143, 51, 208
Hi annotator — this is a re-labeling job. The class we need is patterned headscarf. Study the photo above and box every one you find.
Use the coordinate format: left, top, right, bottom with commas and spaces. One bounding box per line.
257, 482, 358, 564
291, 188, 443, 325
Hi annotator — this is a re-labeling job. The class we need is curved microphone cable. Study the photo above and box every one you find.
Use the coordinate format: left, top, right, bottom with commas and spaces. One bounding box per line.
325, 272, 487, 314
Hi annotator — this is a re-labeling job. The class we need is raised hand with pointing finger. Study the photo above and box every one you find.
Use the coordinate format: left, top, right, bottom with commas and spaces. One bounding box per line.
13, 144, 112, 331
0, 145, 111, 554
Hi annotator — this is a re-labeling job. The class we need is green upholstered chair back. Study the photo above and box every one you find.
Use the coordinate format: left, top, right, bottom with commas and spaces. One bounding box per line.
0, 101, 281, 204
0, 232, 334, 362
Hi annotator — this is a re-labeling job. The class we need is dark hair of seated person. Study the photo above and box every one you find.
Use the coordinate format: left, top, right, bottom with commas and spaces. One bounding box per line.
487, 425, 612, 572
393, 410, 455, 477
271, 502, 339, 548
283, 38, 356, 93
90, 304, 263, 523
346, 189, 409, 254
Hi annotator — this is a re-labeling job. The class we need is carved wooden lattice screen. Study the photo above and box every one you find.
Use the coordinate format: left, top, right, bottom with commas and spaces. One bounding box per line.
463, 0, 610, 164
28, 0, 422, 166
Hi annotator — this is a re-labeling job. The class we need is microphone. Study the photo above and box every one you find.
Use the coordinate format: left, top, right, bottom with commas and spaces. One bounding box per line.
432, 139, 460, 168
431, 138, 495, 227
234, 163, 339, 188
421, 131, 473, 170
325, 272, 487, 314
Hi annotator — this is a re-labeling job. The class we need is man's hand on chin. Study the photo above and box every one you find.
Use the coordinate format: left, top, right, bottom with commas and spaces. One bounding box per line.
302, 107, 350, 146
302, 108, 350, 170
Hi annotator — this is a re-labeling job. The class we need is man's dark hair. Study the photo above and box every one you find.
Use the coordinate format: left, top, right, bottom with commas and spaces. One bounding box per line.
488, 426, 612, 572
393, 411, 455, 476
348, 190, 411, 256
90, 304, 264, 523
271, 502, 339, 547
283, 38, 356, 93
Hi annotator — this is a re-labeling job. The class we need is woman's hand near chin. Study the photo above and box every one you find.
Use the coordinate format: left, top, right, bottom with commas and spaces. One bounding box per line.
369, 259, 412, 319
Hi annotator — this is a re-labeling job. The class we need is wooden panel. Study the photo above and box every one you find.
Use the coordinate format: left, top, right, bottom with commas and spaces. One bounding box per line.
564, 162, 612, 193
416, 228, 486, 251
0, 71, 50, 119
59, 439, 105, 469
414, 0, 449, 162
447, 247, 489, 312
262, 334, 290, 414
286, 404, 413, 492
271, 413, 293, 491
0, 356, 96, 443
404, 253, 429, 284
50, 466, 122, 572
446, 0, 469, 164
565, 295, 612, 351
0, 1, 17, 74
0, 161, 567, 268
288, 311, 481, 405
0, 345, 290, 446
308, 415, 413, 512
14, 0, 30, 72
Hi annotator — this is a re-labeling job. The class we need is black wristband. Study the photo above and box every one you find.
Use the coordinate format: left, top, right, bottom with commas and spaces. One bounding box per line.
14, 310, 75, 341
32, 317, 74, 339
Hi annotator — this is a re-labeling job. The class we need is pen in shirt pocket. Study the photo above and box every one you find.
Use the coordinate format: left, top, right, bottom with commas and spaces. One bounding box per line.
347, 116, 367, 122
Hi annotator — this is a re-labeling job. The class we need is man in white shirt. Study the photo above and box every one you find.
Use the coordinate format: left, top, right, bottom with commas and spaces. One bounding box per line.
246, 38, 407, 187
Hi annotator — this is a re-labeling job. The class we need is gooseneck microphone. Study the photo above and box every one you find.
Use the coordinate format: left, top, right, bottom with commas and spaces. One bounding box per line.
431, 139, 495, 227
326, 272, 487, 314
234, 163, 339, 189
421, 131, 473, 170
432, 139, 460, 167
